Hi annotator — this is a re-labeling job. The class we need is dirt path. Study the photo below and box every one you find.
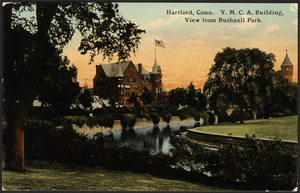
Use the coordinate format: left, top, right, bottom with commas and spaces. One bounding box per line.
74, 116, 195, 134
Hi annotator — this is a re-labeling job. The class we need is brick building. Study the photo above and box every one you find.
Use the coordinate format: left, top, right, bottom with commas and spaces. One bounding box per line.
277, 50, 294, 83
93, 60, 168, 107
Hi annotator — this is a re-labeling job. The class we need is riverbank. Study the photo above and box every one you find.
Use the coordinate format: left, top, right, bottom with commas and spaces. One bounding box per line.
74, 116, 196, 134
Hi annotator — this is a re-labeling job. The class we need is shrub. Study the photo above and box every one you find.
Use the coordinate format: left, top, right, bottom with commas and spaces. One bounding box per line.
271, 112, 285, 118
199, 111, 209, 122
127, 114, 136, 128
150, 113, 160, 125
23, 119, 56, 160
50, 124, 88, 164
163, 113, 172, 124
178, 113, 187, 121
217, 111, 229, 123
207, 112, 215, 125
120, 114, 136, 129
192, 111, 201, 122
218, 136, 297, 190
120, 114, 129, 129
229, 110, 240, 123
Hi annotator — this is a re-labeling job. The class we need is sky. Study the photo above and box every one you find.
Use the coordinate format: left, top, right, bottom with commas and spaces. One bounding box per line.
62, 3, 298, 90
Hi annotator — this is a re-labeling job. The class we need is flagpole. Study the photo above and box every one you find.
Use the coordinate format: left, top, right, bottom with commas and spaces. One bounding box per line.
155, 39, 156, 61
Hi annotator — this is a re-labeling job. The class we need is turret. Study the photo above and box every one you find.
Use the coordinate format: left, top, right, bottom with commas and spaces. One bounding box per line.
279, 49, 293, 83
150, 59, 163, 104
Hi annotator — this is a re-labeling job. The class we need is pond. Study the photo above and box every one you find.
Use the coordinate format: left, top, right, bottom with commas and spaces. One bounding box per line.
91, 121, 203, 155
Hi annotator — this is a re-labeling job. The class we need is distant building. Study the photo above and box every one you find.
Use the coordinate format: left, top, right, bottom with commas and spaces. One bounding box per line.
277, 50, 294, 83
93, 60, 168, 107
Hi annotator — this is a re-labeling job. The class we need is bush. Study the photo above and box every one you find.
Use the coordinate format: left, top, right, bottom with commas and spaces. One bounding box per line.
271, 112, 285, 118
207, 112, 215, 125
150, 113, 160, 125
217, 111, 229, 123
120, 114, 136, 129
229, 110, 240, 123
169, 135, 297, 190
178, 113, 187, 121
199, 111, 209, 122
191, 111, 201, 122
218, 136, 297, 190
229, 110, 254, 123
23, 119, 56, 160
163, 113, 172, 124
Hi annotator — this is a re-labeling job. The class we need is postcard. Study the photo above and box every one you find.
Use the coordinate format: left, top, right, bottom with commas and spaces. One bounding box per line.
2, 1, 298, 191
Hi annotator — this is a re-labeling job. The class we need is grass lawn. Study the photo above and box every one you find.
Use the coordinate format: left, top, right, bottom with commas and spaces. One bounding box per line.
2, 159, 232, 191
193, 116, 297, 141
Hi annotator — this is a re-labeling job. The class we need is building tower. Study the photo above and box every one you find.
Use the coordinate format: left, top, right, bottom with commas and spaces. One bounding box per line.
278, 49, 294, 83
150, 58, 162, 104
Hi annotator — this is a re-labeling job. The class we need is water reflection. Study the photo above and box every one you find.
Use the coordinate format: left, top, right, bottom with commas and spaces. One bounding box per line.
100, 121, 197, 155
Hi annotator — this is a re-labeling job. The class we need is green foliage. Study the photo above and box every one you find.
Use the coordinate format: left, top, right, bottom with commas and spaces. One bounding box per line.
207, 112, 215, 125
168, 83, 207, 110
60, 115, 114, 128
150, 113, 160, 125
167, 87, 187, 107
169, 135, 297, 190
199, 111, 209, 122
169, 136, 219, 174
216, 111, 229, 123
271, 112, 285, 118
120, 114, 136, 129
38, 56, 80, 116
163, 113, 172, 124
141, 87, 153, 106
78, 89, 93, 109
127, 92, 140, 107
204, 47, 276, 123
229, 110, 253, 123
218, 135, 297, 190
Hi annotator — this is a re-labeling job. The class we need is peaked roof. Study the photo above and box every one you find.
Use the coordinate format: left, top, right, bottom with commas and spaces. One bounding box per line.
151, 58, 159, 74
281, 51, 293, 66
100, 60, 150, 77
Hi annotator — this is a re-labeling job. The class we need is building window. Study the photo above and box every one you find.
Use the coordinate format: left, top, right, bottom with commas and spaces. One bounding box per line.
119, 91, 124, 96
126, 92, 130, 97
156, 88, 158, 93
118, 78, 123, 81
286, 68, 289, 70
133, 85, 138, 90
118, 84, 124, 89
125, 85, 130, 89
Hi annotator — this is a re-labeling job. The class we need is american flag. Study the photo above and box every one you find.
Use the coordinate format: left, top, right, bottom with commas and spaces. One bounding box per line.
155, 39, 166, 48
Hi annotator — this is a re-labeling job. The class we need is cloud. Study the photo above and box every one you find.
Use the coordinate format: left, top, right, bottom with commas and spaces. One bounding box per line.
266, 24, 279, 32
143, 9, 185, 28
290, 4, 298, 12
230, 16, 256, 31
218, 35, 232, 40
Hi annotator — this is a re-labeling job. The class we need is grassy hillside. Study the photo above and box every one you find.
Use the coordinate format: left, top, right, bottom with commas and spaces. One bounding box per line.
194, 116, 297, 141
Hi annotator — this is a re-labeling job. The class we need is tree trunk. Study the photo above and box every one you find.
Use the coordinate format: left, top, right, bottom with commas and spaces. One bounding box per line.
3, 2, 58, 171
4, 107, 28, 171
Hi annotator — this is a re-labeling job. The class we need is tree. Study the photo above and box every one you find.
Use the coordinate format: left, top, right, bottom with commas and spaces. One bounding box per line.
127, 92, 140, 107
3, 2, 145, 171
78, 89, 93, 110
38, 55, 80, 116
167, 87, 187, 107
204, 47, 275, 123
186, 82, 206, 110
140, 87, 152, 106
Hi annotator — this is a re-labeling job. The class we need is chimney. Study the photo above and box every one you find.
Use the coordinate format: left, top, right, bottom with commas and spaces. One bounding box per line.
138, 63, 142, 77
